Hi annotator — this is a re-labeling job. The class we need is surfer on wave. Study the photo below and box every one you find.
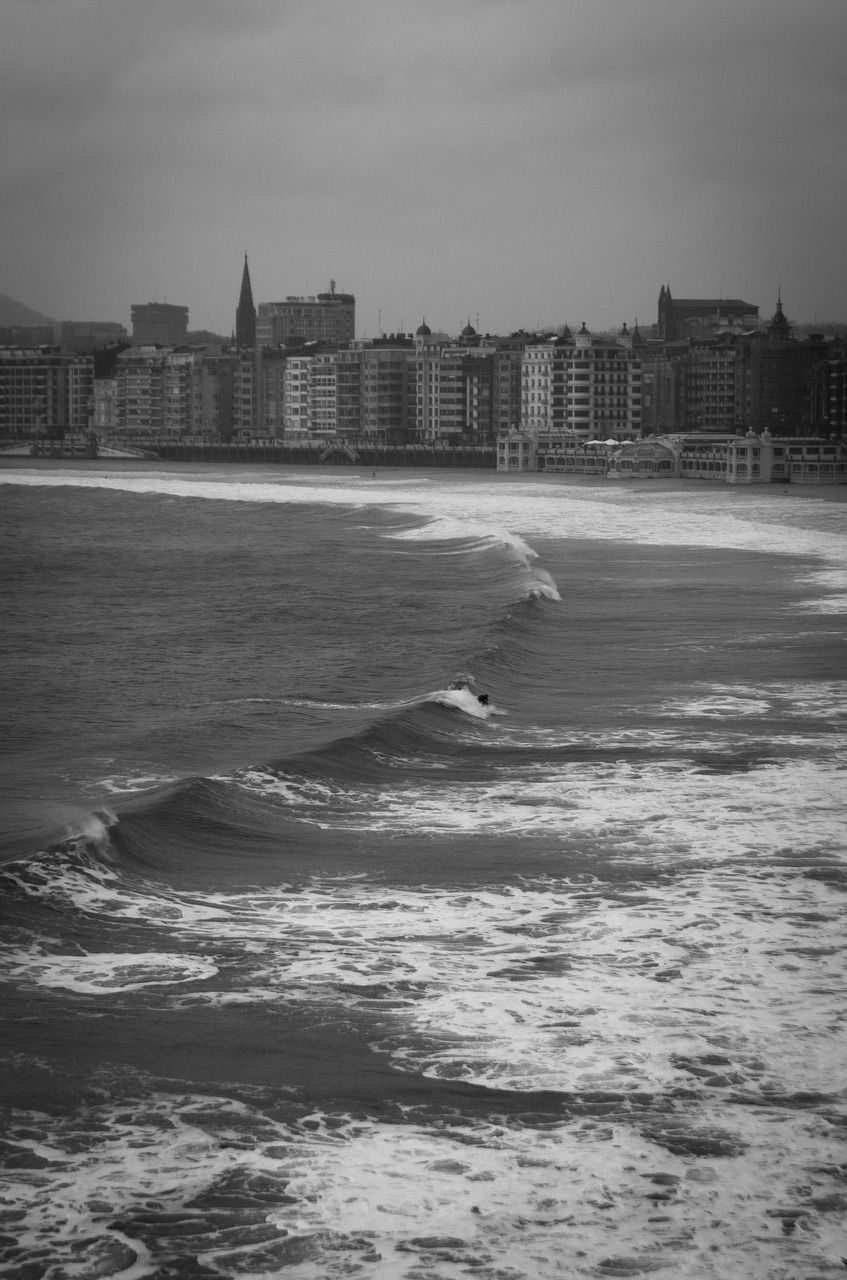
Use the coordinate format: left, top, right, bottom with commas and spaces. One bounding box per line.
449, 678, 488, 706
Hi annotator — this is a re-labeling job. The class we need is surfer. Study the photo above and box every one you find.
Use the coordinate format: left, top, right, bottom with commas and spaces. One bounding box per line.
477, 694, 489, 706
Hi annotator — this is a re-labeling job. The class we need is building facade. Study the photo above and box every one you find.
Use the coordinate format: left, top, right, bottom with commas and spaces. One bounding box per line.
191, 354, 235, 439
53, 321, 128, 352
521, 324, 643, 440
740, 297, 827, 433
0, 347, 94, 437
256, 287, 354, 348
657, 286, 758, 342
130, 303, 189, 347
503, 424, 847, 485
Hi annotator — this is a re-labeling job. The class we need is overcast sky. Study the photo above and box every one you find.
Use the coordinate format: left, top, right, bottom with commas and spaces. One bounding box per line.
2, 0, 846, 337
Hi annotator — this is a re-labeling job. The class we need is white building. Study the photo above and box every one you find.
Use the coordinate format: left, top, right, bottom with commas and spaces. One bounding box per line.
521, 323, 643, 441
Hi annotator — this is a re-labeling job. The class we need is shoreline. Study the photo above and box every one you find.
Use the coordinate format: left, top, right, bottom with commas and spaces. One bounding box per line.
2, 453, 847, 503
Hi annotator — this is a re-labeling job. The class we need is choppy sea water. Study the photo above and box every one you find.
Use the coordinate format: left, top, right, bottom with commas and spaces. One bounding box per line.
0, 462, 845, 1280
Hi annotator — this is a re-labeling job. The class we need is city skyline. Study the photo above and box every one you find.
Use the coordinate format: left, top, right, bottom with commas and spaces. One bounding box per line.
2, 1, 847, 338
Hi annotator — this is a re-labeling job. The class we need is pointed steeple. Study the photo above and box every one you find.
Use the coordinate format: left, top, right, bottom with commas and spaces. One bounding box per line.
235, 253, 256, 348
767, 288, 790, 342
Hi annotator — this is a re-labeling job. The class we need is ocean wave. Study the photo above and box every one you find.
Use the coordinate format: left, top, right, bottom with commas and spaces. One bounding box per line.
385, 517, 563, 602
3, 465, 845, 576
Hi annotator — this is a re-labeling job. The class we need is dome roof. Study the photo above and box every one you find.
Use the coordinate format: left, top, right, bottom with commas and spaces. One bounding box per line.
415, 320, 431, 336
461, 321, 477, 337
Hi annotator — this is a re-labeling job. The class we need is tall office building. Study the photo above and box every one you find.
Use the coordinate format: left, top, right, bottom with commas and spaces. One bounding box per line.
256, 285, 354, 348
131, 303, 189, 347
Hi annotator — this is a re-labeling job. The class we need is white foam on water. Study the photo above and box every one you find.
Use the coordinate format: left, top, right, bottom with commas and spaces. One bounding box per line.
658, 679, 847, 722
1, 1051, 845, 1278
231, 745, 846, 862
430, 686, 496, 719
10, 467, 844, 606
3, 947, 218, 993
386, 517, 563, 599
3, 468, 845, 1275
219, 768, 340, 804
96, 771, 182, 795
73, 809, 118, 854
261, 1105, 847, 1278
4, 467, 844, 561
2, 819, 845, 1272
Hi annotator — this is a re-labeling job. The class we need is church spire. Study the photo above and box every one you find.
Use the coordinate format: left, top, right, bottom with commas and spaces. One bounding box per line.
235, 252, 256, 348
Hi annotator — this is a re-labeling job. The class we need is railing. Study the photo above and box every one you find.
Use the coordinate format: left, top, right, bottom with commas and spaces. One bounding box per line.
121, 437, 498, 468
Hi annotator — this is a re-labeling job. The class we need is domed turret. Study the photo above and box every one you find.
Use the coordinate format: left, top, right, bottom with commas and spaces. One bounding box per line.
416, 319, 431, 337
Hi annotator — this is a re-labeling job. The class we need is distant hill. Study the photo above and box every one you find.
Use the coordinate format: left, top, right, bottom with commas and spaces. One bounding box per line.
0, 293, 54, 327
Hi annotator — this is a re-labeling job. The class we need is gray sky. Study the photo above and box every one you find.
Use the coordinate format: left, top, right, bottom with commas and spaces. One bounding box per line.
2, 0, 846, 337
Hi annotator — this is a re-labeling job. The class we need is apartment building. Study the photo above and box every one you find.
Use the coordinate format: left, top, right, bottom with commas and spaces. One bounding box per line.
809, 339, 846, 439
360, 343, 409, 439
93, 377, 117, 431
163, 351, 193, 433
335, 349, 363, 437
115, 347, 167, 434
311, 352, 337, 438
682, 335, 744, 430
522, 324, 643, 440
191, 354, 235, 439
232, 355, 255, 438
740, 299, 828, 433
53, 321, 128, 353
282, 354, 313, 435
0, 346, 94, 437
258, 348, 286, 436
